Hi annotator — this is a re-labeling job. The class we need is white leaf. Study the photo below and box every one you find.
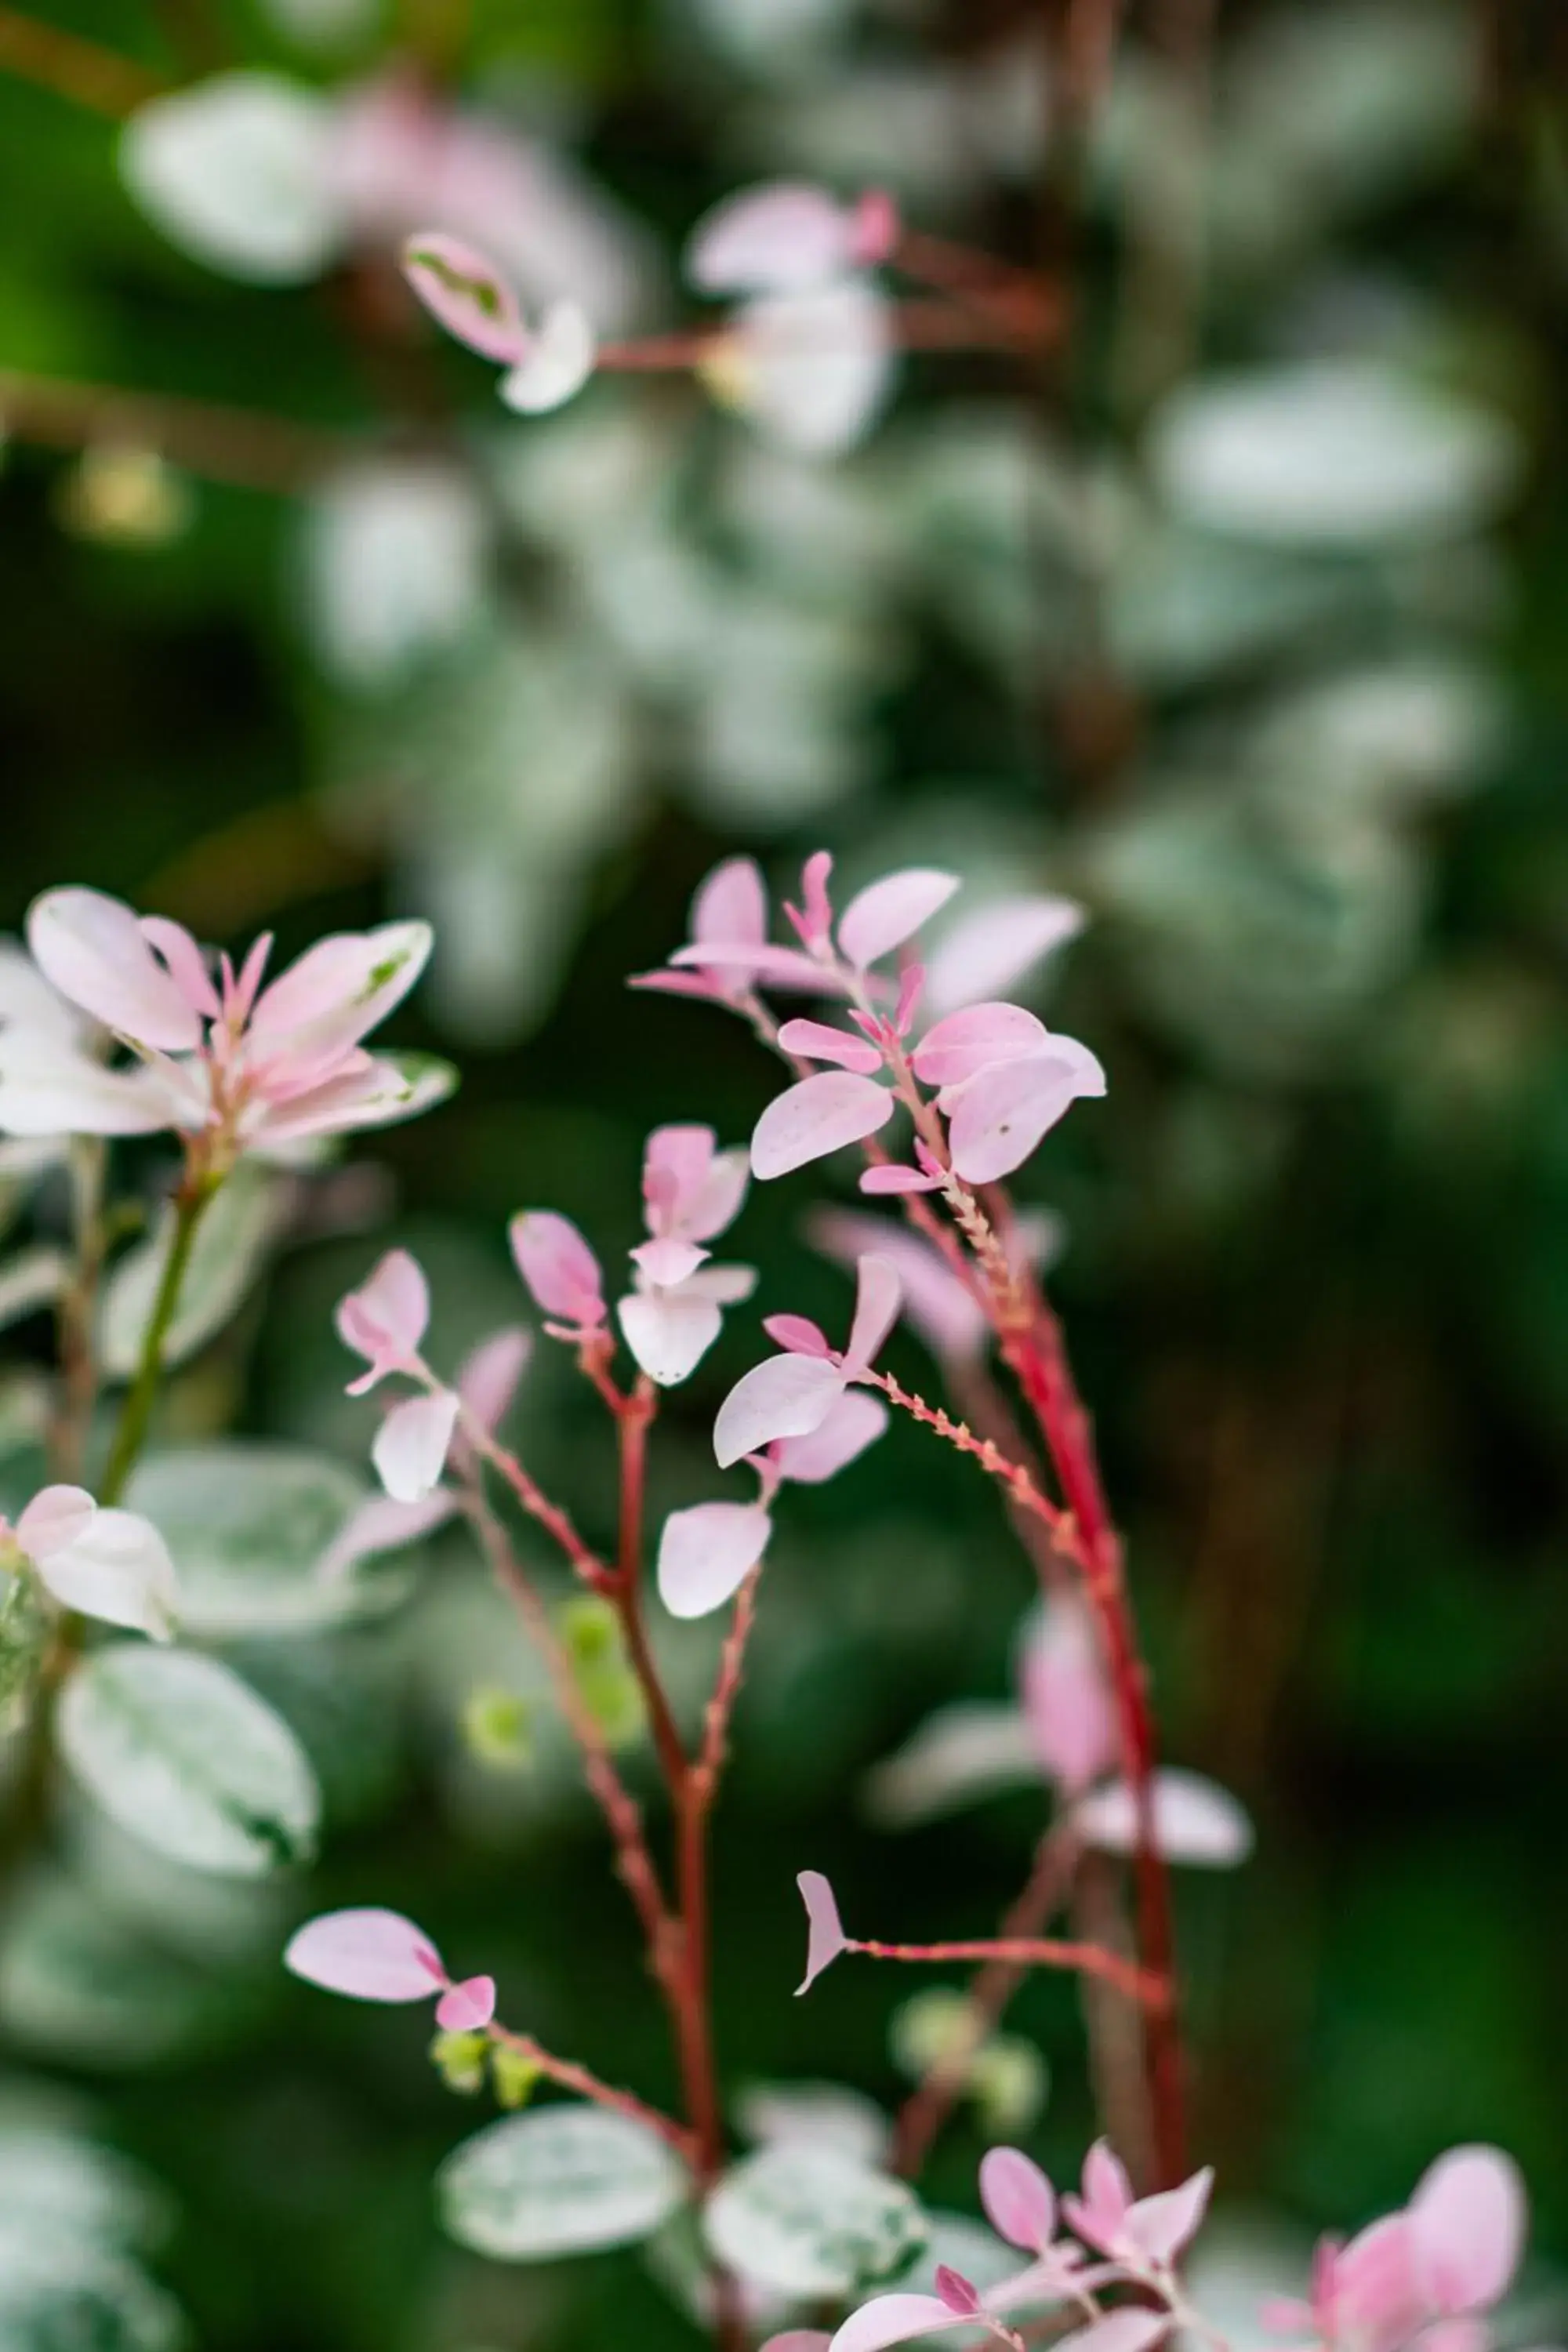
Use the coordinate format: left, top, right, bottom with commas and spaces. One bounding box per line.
121, 72, 341, 285
752, 1071, 894, 1181
657, 1502, 772, 1619
618, 1290, 724, 1387
439, 2107, 688, 2260
837, 869, 960, 970
704, 2143, 927, 2298
58, 1646, 321, 1876
30, 1507, 178, 1642
372, 1391, 457, 1502
125, 1443, 412, 1636
1073, 1769, 1254, 1868
714, 1353, 844, 1468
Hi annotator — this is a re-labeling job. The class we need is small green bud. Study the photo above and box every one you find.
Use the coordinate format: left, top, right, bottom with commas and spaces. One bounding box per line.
971, 2037, 1049, 2136
490, 2043, 543, 2111
463, 1686, 533, 1770
557, 1597, 647, 1751
889, 1988, 978, 2080
559, 1594, 620, 1667
430, 2028, 489, 2096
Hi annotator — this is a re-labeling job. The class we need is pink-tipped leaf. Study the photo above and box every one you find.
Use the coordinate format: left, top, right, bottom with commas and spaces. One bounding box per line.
714, 1352, 844, 1468
844, 1252, 902, 1376
829, 2296, 961, 2352
911, 1002, 1051, 1089
795, 1869, 849, 1994
946, 1040, 1107, 1185
509, 1210, 605, 1327
980, 2147, 1058, 2255
1408, 2147, 1526, 2315
28, 887, 204, 1052
778, 1018, 884, 1075
401, 230, 526, 362
771, 1391, 887, 1485
657, 1501, 772, 1620
752, 1071, 894, 1180
285, 1907, 445, 2002
372, 1389, 458, 1504
435, 1974, 497, 2032
837, 869, 960, 970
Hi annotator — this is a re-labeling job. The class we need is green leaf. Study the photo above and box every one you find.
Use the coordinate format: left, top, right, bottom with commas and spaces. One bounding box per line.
0, 1871, 243, 2067
57, 1645, 321, 1877
0, 2226, 183, 2352
702, 2145, 927, 2299
124, 1443, 414, 1637
99, 1163, 286, 1379
438, 2107, 688, 2261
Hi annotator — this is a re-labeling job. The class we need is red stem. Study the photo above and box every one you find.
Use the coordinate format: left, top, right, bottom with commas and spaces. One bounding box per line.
488, 2024, 697, 2161
844, 1934, 1165, 2009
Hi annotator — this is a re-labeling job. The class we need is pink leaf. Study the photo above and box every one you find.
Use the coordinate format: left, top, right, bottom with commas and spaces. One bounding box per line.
435, 1974, 497, 2032
796, 1870, 849, 1995
735, 281, 895, 457
509, 1210, 606, 1327
752, 1071, 895, 1180
829, 2296, 960, 2352
372, 1389, 458, 1504
689, 181, 860, 295
245, 921, 432, 1068
455, 1327, 531, 1437
911, 1002, 1051, 1089
858, 1164, 940, 1195
762, 2337, 833, 2352
693, 855, 768, 950
1127, 2168, 1214, 2264
714, 1352, 844, 1468
336, 1248, 430, 1392
1064, 2141, 1134, 2254
657, 1501, 773, 1620
140, 916, 221, 1019
15, 1483, 97, 1559
778, 1018, 884, 1075
619, 1290, 724, 1388
27, 887, 204, 1052
499, 300, 596, 414
644, 1124, 750, 1242
401, 230, 526, 362
1074, 1769, 1254, 1869
844, 1252, 902, 1375
946, 1040, 1107, 1185
837, 869, 960, 971
980, 2147, 1058, 2255
762, 1313, 833, 1358
1409, 2147, 1526, 2315
1020, 1602, 1119, 1795
771, 1391, 887, 1486
316, 1490, 457, 1584
935, 2267, 982, 2316
923, 895, 1087, 1018
669, 939, 841, 989
810, 1210, 988, 1363
285, 1907, 445, 2002
1056, 2313, 1169, 2352
631, 1237, 710, 1289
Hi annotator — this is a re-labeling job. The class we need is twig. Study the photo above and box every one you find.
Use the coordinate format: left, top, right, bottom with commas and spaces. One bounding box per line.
0, 7, 161, 115
0, 370, 351, 495
487, 2023, 697, 2163
843, 1930, 1166, 2011
692, 1570, 761, 1810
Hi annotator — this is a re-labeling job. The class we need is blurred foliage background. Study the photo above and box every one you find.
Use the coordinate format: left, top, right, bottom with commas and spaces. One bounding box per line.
0, 0, 1566, 2345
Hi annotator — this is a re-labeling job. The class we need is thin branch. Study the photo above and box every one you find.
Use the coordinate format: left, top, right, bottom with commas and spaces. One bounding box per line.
844, 1931, 1167, 2010
875, 1370, 1082, 1563
0, 7, 161, 115
692, 1568, 761, 1812
0, 370, 350, 494
486, 2024, 697, 2162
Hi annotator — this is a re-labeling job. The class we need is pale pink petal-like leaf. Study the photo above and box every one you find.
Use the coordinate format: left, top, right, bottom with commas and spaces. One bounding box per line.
763, 1313, 833, 1358
1127, 2168, 1214, 2264
678, 1262, 757, 1307
140, 916, 221, 1018
778, 1018, 884, 1075
911, 1003, 1051, 1089
246, 920, 433, 1066
509, 1210, 605, 1327
946, 1041, 1108, 1185
694, 855, 767, 949
1335, 2215, 1422, 2350
401, 230, 526, 362
771, 1391, 887, 1486
26, 1502, 178, 1641
455, 1327, 531, 1437
1055, 2311, 1169, 2352
1062, 2141, 1134, 2253
1020, 1601, 1119, 1795
844, 1252, 902, 1375
285, 1907, 445, 2002
1074, 1769, 1254, 1869
618, 1290, 724, 1388
500, 301, 596, 414
657, 1501, 773, 1620
669, 939, 842, 990
1409, 2148, 1526, 2315
435, 1973, 497, 2032
27, 887, 203, 1052
247, 1051, 453, 1145
859, 1164, 940, 1195
631, 1236, 710, 1290
372, 1389, 458, 1504
829, 2295, 960, 2352
752, 1071, 895, 1180
336, 1247, 430, 1390
761, 2336, 833, 2352
810, 1210, 987, 1362
715, 1352, 844, 1468
862, 1703, 1041, 1829
689, 182, 857, 295
15, 1483, 96, 1557
980, 2147, 1058, 2254
838, 869, 960, 971
796, 1869, 849, 1995
317, 1490, 457, 1584
679, 1146, 750, 1243
644, 1123, 720, 1229
923, 895, 1087, 1018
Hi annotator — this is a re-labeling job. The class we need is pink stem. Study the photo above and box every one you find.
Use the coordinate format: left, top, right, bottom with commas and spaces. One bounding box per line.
845, 1934, 1166, 2009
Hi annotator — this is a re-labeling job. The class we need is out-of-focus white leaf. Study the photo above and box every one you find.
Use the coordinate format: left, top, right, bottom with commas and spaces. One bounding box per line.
121, 72, 340, 283
304, 464, 490, 688
100, 1162, 287, 1380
